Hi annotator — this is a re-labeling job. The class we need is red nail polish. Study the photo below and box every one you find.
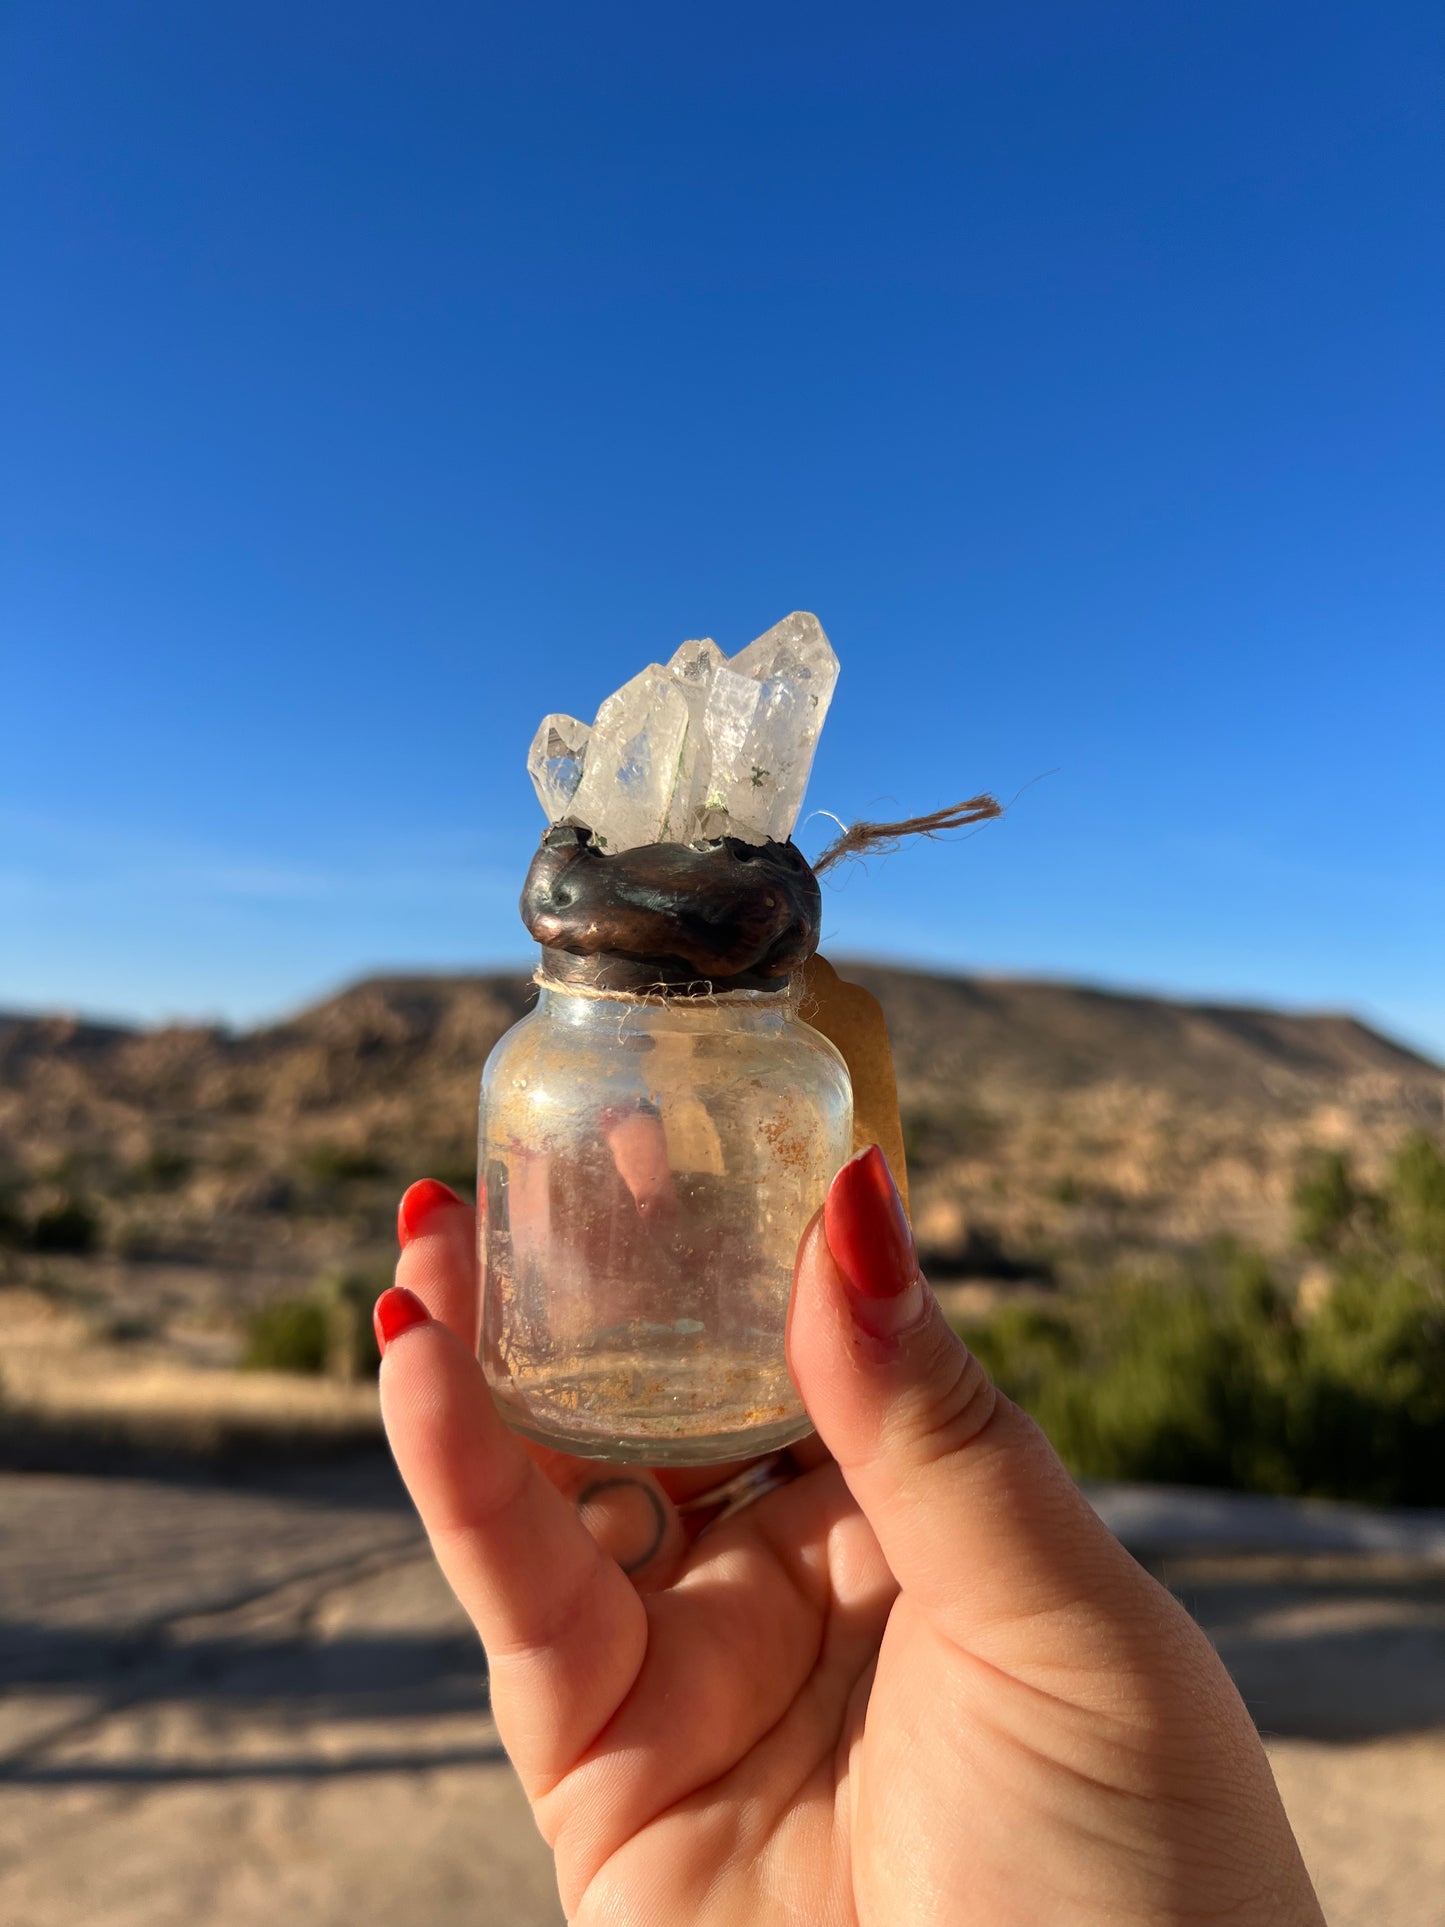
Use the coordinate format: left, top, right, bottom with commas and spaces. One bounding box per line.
373, 1285, 429, 1355
824, 1146, 924, 1338
397, 1178, 462, 1248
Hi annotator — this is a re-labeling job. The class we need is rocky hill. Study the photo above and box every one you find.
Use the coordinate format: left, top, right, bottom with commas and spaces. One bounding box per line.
1, 965, 1440, 1322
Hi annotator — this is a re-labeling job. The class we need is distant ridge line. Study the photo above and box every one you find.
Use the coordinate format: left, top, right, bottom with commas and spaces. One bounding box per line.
2, 962, 1440, 1087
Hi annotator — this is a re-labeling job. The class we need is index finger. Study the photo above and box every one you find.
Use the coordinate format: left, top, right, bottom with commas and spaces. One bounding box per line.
393, 1179, 691, 1584
378, 1295, 650, 1793
395, 1179, 480, 1347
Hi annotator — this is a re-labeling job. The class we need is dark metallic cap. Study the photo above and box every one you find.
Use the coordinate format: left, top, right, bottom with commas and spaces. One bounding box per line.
521, 826, 822, 995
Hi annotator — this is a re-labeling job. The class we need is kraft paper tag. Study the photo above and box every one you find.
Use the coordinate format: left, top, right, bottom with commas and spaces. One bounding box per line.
800, 953, 910, 1218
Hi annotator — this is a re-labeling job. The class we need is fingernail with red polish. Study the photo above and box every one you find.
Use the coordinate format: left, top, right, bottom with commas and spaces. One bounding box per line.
397, 1178, 462, 1248
373, 1285, 430, 1355
824, 1146, 925, 1339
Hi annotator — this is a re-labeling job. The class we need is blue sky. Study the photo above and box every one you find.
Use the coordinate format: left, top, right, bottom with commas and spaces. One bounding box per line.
4, 1, 1442, 1054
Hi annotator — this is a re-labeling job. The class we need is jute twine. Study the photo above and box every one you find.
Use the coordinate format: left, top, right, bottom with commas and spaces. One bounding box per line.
810, 794, 1002, 875
531, 969, 788, 1008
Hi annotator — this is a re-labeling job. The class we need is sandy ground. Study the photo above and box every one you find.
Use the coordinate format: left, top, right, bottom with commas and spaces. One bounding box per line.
2, 1467, 1443, 1927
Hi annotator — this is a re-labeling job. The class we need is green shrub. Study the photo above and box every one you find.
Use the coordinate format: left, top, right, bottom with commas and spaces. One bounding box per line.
241, 1267, 387, 1378
965, 1303, 1081, 1408
114, 1221, 167, 1262
301, 1144, 390, 1184
31, 1198, 99, 1255
242, 1298, 329, 1374
1292, 1149, 1366, 1252
900, 1100, 999, 1171
95, 1310, 161, 1345
0, 1192, 26, 1248
1295, 1262, 1445, 1504
317, 1267, 386, 1380
961, 1248, 1445, 1506
1388, 1133, 1445, 1268
129, 1147, 194, 1192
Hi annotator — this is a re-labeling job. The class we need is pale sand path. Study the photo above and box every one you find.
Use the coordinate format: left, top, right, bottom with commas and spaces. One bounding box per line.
3, 1467, 1443, 1926
1270, 1735, 1445, 1927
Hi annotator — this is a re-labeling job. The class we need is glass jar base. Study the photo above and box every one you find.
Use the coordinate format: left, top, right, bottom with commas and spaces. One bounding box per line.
492, 1391, 816, 1466
485, 1348, 814, 1465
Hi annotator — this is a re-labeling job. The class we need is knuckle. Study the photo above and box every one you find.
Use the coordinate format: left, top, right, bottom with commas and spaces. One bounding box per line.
886, 1318, 1000, 1471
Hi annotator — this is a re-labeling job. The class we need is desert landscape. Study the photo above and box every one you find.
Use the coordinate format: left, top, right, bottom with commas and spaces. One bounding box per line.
4, 960, 1442, 1445
3, 962, 1444, 1925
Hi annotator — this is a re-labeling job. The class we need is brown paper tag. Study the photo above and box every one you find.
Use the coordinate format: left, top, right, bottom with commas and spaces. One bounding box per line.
800, 953, 910, 1218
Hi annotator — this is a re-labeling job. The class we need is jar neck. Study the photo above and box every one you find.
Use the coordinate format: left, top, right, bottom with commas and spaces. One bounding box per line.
534, 979, 797, 1035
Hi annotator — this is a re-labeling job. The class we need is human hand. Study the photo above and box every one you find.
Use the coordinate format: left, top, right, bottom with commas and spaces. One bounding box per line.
377, 1155, 1322, 1926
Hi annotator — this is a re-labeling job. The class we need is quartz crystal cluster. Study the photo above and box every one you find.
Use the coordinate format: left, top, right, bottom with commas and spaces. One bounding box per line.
527, 612, 839, 852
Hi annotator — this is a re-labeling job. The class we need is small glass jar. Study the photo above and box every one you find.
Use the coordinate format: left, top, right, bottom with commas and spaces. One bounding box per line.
479, 970, 853, 1464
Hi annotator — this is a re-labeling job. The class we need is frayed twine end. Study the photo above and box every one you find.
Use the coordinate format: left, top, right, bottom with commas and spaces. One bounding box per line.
811, 794, 1003, 876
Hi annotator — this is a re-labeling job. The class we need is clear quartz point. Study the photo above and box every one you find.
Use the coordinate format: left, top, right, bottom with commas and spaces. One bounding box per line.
700, 613, 839, 843
661, 638, 726, 843
527, 713, 591, 823
526, 612, 838, 849
565, 665, 690, 852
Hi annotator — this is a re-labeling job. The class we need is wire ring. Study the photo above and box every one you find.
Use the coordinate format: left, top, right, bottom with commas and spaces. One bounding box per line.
676, 1452, 801, 1531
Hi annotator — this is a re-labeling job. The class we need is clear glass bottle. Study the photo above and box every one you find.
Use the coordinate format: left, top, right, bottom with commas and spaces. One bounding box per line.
479, 970, 853, 1464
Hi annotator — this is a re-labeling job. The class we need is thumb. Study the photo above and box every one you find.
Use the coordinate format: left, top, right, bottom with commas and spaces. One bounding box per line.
787, 1147, 1146, 1657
